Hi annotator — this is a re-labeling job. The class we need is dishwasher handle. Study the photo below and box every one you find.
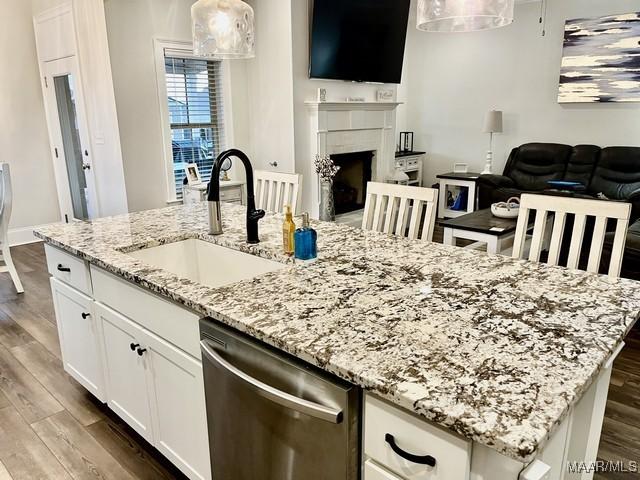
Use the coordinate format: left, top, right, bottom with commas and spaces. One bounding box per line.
200, 339, 343, 424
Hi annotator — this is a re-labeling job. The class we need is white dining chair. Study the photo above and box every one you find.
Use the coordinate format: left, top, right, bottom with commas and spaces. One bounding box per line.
512, 193, 631, 278
0, 164, 24, 293
362, 182, 438, 241
254, 170, 302, 214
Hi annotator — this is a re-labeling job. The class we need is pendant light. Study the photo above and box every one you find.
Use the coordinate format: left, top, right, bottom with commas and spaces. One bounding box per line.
192, 0, 255, 59
417, 0, 515, 33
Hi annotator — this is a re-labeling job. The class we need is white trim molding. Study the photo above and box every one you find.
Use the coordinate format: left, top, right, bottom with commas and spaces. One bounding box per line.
304, 101, 402, 218
153, 38, 235, 204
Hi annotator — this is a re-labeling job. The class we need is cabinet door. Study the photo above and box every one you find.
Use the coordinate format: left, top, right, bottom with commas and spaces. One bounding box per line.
95, 303, 154, 443
364, 460, 404, 480
145, 331, 211, 480
50, 278, 105, 401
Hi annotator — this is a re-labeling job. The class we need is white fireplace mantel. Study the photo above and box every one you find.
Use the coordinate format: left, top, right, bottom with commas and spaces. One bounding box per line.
304, 101, 402, 111
304, 101, 402, 218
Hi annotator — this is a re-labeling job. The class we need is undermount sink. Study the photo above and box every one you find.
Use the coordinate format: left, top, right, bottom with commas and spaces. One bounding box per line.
126, 239, 285, 289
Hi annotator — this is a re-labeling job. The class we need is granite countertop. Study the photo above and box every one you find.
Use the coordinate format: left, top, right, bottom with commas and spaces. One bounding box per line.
34, 202, 640, 463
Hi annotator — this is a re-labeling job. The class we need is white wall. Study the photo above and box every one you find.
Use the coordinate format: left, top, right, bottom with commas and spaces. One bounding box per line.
104, 0, 252, 211
243, 0, 296, 173
399, 0, 640, 187
0, 0, 60, 244
104, 0, 194, 212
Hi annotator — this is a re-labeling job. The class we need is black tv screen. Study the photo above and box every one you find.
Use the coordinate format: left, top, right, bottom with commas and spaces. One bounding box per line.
309, 0, 411, 84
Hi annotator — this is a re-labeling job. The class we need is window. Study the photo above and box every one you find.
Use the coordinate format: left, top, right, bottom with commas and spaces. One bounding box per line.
163, 54, 225, 199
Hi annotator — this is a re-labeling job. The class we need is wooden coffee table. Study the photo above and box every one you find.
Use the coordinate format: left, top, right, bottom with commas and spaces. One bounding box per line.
441, 208, 529, 255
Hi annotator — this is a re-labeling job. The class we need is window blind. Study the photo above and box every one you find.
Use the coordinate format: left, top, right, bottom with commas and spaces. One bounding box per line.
164, 53, 225, 199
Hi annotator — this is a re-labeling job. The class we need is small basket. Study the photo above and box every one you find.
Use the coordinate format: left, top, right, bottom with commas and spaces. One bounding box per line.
491, 197, 520, 219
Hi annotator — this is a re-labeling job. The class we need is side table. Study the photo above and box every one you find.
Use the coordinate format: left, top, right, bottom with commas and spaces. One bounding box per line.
436, 172, 481, 219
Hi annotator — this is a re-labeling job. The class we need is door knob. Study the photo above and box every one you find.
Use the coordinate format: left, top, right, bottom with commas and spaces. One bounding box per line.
130, 343, 140, 351
269, 161, 278, 167
81, 312, 90, 319
137, 347, 147, 356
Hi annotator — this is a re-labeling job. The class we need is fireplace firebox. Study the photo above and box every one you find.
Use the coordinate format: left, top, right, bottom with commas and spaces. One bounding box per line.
330, 151, 374, 215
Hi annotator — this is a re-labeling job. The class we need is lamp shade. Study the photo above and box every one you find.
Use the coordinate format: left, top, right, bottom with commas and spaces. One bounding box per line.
484, 110, 503, 134
417, 0, 515, 33
192, 0, 255, 59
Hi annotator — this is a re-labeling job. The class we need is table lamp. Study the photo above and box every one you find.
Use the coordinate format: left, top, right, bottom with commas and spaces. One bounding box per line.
482, 110, 503, 175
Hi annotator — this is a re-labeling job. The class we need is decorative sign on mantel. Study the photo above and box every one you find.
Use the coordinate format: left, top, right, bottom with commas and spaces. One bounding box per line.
558, 12, 640, 103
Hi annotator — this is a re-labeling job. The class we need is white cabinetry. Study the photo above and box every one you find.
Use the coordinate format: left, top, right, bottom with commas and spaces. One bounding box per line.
97, 303, 154, 442
96, 302, 210, 480
46, 245, 211, 480
145, 326, 210, 480
364, 395, 471, 480
50, 277, 105, 401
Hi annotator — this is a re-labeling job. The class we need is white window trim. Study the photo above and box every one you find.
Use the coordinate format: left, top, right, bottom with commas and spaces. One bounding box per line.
153, 38, 235, 204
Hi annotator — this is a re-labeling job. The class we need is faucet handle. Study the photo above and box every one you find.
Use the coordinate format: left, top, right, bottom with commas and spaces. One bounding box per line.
249, 209, 266, 221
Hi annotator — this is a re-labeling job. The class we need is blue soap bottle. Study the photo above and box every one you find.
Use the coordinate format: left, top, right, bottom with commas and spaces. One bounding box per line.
294, 213, 317, 261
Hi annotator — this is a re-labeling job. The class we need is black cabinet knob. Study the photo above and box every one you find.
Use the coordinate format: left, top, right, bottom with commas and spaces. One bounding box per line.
57, 264, 71, 272
130, 343, 140, 351
81, 312, 90, 319
137, 347, 147, 356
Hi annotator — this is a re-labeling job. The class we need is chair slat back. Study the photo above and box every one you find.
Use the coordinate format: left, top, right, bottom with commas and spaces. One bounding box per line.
254, 170, 302, 214
362, 182, 438, 241
0, 164, 12, 242
512, 193, 631, 278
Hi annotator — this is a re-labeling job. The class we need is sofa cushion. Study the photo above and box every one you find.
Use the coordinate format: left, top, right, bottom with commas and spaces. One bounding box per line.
601, 219, 640, 280
589, 147, 640, 201
504, 143, 572, 191
564, 145, 600, 186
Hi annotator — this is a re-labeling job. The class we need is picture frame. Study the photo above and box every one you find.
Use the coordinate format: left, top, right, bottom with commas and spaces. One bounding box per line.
399, 132, 414, 152
377, 89, 394, 102
184, 163, 202, 185
453, 163, 469, 174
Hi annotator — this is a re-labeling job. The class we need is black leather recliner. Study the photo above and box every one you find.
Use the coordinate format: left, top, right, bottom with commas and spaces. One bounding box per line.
477, 143, 640, 279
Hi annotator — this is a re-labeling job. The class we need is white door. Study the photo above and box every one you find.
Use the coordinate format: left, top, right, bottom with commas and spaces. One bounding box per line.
96, 303, 154, 443
144, 330, 211, 480
50, 278, 105, 401
42, 56, 98, 221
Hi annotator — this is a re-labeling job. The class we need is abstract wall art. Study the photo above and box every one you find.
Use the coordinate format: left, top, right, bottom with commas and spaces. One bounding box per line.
558, 12, 640, 103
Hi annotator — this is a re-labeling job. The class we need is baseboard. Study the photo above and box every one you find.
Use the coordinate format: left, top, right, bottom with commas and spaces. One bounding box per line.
8, 226, 42, 246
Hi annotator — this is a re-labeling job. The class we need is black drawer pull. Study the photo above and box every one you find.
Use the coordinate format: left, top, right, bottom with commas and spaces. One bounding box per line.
137, 347, 147, 356
57, 264, 71, 272
81, 312, 90, 319
385, 433, 436, 467
130, 343, 140, 351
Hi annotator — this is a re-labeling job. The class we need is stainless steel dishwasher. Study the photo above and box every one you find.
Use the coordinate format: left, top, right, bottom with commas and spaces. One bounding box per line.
199, 318, 361, 480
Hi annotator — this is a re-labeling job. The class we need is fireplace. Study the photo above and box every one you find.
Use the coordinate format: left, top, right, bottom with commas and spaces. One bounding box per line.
331, 151, 374, 215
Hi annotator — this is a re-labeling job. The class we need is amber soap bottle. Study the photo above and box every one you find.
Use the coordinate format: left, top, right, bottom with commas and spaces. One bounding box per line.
282, 205, 296, 255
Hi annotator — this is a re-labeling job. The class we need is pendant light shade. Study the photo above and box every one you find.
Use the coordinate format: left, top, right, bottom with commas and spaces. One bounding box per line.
192, 0, 255, 59
417, 0, 515, 33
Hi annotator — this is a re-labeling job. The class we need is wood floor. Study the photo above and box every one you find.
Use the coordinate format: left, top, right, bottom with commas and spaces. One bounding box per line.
0, 243, 187, 480
0, 240, 638, 479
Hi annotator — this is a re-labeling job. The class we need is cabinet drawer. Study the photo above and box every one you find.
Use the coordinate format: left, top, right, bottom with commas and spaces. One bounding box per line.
220, 186, 242, 202
364, 395, 471, 480
91, 266, 201, 358
45, 244, 92, 295
394, 159, 407, 170
365, 459, 404, 480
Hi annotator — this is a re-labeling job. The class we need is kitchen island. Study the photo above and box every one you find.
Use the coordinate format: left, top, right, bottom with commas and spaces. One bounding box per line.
35, 202, 640, 480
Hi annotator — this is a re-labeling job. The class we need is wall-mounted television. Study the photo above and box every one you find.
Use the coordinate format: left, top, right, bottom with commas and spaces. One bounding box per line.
309, 0, 411, 85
